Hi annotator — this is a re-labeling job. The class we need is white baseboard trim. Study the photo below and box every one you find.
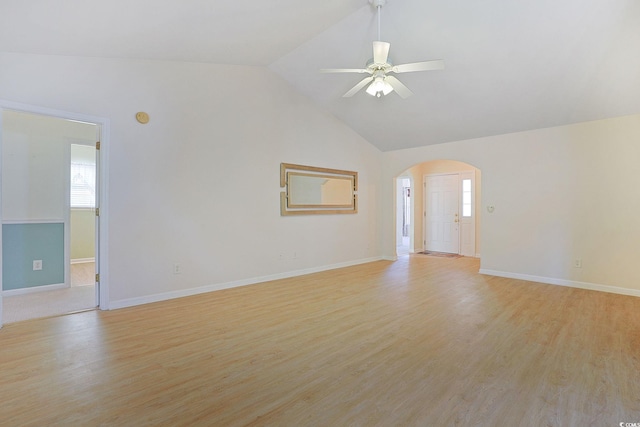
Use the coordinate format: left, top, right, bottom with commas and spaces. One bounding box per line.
109, 256, 385, 310
479, 269, 640, 298
71, 258, 95, 264
3, 282, 67, 296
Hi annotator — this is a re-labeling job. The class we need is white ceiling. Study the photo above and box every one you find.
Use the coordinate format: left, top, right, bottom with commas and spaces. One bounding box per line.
2, 0, 639, 151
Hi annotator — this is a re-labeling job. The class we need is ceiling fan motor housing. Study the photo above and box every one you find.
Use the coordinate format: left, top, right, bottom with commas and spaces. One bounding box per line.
320, 0, 443, 98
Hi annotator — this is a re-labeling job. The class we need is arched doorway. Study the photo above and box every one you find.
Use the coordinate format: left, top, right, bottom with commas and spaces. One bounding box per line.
395, 159, 481, 258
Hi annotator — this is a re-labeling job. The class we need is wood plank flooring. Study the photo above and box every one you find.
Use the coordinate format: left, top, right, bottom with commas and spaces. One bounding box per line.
1, 256, 639, 426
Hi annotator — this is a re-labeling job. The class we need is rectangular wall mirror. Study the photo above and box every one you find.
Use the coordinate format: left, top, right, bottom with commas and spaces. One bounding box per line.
280, 163, 358, 215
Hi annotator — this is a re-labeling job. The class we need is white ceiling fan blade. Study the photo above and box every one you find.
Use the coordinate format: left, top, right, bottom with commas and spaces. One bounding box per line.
384, 76, 413, 98
320, 68, 369, 74
343, 76, 374, 97
392, 60, 445, 73
373, 41, 390, 65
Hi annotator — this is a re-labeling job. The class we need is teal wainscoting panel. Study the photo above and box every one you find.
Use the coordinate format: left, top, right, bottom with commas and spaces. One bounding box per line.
2, 223, 65, 291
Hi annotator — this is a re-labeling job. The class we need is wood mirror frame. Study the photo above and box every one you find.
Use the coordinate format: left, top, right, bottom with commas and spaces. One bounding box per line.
280, 163, 358, 216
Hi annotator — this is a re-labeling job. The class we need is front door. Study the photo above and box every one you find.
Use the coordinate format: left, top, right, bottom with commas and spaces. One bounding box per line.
424, 174, 460, 254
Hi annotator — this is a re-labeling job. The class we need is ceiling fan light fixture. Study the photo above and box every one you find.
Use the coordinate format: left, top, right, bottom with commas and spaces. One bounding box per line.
366, 78, 382, 96
366, 76, 394, 97
382, 80, 394, 95
322, 0, 444, 98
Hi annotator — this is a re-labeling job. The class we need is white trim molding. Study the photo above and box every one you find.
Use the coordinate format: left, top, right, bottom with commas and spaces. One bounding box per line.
2, 219, 65, 224
110, 257, 386, 310
479, 269, 640, 298
3, 283, 67, 297
71, 258, 95, 264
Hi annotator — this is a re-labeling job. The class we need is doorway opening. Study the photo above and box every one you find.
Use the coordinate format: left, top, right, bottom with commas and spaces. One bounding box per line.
395, 160, 481, 258
69, 143, 98, 299
1, 108, 103, 324
396, 176, 412, 255
423, 171, 476, 255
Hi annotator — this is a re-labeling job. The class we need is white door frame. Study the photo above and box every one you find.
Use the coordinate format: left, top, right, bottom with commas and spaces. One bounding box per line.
67, 140, 100, 297
0, 100, 110, 328
458, 171, 476, 257
423, 171, 476, 256
0, 109, 3, 327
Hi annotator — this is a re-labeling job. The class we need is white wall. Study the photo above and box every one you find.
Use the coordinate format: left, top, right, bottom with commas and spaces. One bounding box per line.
70, 209, 95, 260
383, 114, 640, 295
0, 52, 383, 307
2, 111, 95, 221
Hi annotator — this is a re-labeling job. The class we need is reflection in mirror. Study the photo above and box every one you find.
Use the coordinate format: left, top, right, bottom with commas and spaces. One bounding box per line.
280, 163, 358, 216
288, 173, 354, 208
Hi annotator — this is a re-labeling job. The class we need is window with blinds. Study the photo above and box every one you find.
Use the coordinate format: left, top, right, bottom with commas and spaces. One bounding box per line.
70, 162, 96, 208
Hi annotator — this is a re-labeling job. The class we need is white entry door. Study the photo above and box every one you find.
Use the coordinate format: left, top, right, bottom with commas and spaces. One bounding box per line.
424, 174, 460, 254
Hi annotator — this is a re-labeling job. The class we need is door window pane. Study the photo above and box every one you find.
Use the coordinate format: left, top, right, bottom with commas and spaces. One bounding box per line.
462, 178, 472, 217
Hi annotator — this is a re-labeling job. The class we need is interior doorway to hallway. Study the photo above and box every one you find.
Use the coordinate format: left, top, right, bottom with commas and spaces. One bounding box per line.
396, 160, 481, 258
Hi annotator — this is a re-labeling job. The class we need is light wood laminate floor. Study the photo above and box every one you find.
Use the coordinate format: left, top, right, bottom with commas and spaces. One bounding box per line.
1, 256, 639, 426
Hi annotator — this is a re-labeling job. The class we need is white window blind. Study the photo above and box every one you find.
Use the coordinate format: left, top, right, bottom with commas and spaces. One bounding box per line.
70, 162, 96, 208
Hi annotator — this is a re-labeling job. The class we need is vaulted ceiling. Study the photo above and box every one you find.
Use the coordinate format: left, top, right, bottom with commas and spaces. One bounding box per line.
2, 0, 639, 151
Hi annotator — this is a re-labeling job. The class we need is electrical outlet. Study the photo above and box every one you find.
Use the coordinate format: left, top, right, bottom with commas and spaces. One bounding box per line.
173, 263, 181, 274
33, 260, 43, 271
574, 259, 582, 268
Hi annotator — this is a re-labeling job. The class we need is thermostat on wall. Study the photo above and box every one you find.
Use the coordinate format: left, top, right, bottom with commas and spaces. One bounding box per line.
136, 112, 150, 124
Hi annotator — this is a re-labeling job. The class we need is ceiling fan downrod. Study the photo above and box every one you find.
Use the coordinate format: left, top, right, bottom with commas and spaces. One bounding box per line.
370, 0, 386, 41
320, 0, 443, 99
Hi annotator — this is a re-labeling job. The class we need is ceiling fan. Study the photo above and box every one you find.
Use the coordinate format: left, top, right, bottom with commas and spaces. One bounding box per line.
320, 0, 444, 98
